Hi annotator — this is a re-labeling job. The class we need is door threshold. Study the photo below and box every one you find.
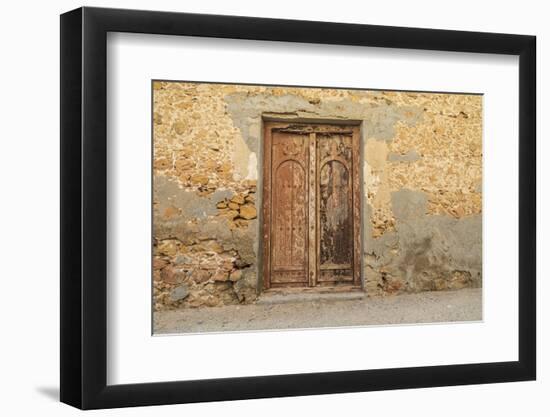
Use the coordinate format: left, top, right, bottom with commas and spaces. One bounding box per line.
257, 286, 365, 305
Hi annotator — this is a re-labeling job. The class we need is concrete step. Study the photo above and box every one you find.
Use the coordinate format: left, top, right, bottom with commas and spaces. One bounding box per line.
256, 290, 366, 305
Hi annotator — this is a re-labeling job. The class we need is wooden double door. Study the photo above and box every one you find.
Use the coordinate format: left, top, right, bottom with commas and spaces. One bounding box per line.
262, 122, 361, 289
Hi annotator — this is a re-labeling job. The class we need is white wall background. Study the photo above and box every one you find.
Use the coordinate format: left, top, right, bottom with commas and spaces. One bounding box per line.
0, 0, 545, 415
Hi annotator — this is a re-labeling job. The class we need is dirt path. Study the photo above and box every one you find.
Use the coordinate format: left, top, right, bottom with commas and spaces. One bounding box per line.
153, 288, 482, 334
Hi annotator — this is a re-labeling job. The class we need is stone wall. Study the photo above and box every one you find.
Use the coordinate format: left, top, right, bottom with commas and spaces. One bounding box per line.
153, 81, 482, 311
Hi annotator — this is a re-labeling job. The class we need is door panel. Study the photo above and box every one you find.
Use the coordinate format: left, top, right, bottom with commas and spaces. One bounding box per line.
270, 132, 309, 284
318, 134, 354, 283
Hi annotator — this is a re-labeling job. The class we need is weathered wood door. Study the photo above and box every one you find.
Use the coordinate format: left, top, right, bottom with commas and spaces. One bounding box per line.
263, 122, 361, 289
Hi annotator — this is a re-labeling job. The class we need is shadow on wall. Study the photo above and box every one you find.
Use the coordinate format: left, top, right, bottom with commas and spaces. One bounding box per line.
35, 386, 59, 402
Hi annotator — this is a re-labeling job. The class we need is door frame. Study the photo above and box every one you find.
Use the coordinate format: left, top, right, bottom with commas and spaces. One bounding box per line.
260, 119, 364, 291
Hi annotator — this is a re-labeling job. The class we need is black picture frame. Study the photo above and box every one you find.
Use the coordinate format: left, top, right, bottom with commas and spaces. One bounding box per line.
60, 6, 536, 410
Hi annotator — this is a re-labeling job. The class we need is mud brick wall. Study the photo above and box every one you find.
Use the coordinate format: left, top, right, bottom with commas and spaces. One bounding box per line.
153, 82, 482, 310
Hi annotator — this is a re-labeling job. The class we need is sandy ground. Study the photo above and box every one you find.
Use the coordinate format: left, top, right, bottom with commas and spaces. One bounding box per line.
153, 288, 482, 334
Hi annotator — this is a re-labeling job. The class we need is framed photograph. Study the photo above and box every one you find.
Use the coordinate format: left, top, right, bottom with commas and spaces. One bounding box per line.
60, 6, 536, 409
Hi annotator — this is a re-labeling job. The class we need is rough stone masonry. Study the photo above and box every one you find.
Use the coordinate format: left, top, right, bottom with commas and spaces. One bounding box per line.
152, 81, 482, 311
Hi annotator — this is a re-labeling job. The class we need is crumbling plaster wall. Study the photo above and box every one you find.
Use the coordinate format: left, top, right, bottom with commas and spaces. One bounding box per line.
153, 81, 482, 310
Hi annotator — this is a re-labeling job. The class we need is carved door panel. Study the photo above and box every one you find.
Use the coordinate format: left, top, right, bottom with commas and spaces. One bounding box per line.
269, 131, 309, 285
318, 134, 355, 283
263, 122, 361, 289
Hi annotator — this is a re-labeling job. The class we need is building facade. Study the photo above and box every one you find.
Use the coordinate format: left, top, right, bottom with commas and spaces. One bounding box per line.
152, 81, 482, 311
